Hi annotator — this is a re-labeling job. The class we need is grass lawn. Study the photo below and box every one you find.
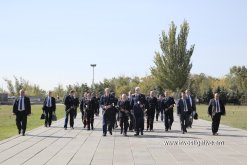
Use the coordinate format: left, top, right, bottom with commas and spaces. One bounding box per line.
0, 104, 65, 140
196, 104, 247, 131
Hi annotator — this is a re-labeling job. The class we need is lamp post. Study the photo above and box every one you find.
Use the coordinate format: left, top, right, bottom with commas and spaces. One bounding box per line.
90, 64, 96, 90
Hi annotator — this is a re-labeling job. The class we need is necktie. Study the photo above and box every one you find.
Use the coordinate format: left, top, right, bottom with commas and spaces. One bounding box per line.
20, 97, 23, 110
183, 100, 187, 112
189, 96, 192, 106
49, 97, 51, 107
216, 101, 219, 112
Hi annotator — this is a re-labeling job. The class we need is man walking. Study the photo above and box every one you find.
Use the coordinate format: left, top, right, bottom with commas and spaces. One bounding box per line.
130, 87, 146, 136
185, 89, 196, 128
208, 93, 226, 135
100, 88, 115, 136
12, 89, 31, 136
42, 91, 56, 127
177, 92, 192, 134
64, 90, 76, 130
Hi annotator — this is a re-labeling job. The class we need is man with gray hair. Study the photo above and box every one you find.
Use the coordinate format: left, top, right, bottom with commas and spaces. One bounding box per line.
12, 89, 31, 136
208, 93, 226, 135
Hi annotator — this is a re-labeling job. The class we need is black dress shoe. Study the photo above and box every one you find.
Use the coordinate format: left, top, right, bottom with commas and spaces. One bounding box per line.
134, 133, 139, 136
103, 133, 106, 136
22, 132, 25, 136
213, 133, 218, 136
141, 131, 143, 135
109, 131, 112, 135
165, 129, 168, 132
18, 130, 21, 134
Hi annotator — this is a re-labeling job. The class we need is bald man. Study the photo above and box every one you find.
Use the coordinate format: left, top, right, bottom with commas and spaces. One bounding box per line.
208, 93, 226, 135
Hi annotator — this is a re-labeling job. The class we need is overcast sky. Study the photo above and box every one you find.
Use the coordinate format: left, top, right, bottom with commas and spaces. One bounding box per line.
1, 0, 247, 90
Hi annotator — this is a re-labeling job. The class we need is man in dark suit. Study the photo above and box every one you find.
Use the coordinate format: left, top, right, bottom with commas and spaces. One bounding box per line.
100, 88, 116, 136
146, 90, 158, 131
185, 89, 197, 128
118, 94, 131, 136
130, 87, 146, 136
12, 89, 31, 136
208, 93, 226, 135
42, 91, 56, 127
84, 92, 97, 130
156, 94, 164, 122
177, 92, 192, 134
64, 90, 76, 130
73, 94, 79, 119
163, 91, 175, 131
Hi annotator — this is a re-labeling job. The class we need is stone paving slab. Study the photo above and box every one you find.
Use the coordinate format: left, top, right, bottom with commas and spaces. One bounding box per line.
0, 112, 247, 165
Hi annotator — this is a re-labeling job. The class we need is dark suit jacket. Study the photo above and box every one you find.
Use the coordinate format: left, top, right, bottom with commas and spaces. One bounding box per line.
187, 95, 196, 111
208, 99, 225, 116
64, 95, 75, 110
164, 96, 175, 110
118, 100, 131, 118
13, 96, 31, 115
42, 96, 56, 112
177, 98, 192, 115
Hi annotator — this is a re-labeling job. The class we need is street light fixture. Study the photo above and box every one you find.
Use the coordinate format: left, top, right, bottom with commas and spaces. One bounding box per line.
90, 64, 96, 90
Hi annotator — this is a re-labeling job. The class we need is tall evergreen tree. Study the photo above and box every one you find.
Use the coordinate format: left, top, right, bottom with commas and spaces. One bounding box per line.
151, 21, 194, 91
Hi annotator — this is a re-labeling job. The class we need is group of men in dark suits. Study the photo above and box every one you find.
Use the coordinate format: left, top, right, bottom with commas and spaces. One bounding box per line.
12, 88, 225, 137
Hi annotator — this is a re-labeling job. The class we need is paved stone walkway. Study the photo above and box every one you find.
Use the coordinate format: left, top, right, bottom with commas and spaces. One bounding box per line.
0, 113, 247, 165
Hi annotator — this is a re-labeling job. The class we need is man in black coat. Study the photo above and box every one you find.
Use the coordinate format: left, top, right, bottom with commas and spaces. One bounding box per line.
84, 93, 97, 130
185, 89, 197, 128
130, 87, 146, 136
42, 91, 56, 127
100, 88, 116, 136
80, 92, 87, 127
163, 91, 175, 131
157, 94, 165, 121
12, 89, 31, 136
128, 91, 135, 131
177, 92, 192, 134
64, 90, 76, 130
118, 94, 131, 136
146, 91, 158, 131
208, 93, 226, 135
74, 94, 79, 119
